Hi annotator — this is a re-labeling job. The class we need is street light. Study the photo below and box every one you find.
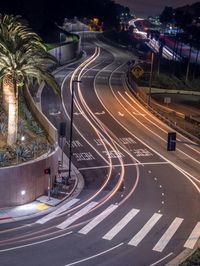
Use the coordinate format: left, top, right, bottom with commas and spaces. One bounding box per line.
59, 33, 62, 65
68, 79, 81, 181
148, 52, 154, 106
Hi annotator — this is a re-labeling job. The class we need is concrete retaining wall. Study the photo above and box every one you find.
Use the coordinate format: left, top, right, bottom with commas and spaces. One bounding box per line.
0, 37, 81, 207
49, 40, 81, 65
0, 147, 59, 208
24, 87, 58, 144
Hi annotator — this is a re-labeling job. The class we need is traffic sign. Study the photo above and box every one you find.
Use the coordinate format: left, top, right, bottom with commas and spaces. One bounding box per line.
131, 65, 144, 79
167, 132, 176, 151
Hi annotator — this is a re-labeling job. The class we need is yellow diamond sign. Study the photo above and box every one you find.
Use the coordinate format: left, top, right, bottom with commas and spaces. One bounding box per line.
131, 65, 144, 79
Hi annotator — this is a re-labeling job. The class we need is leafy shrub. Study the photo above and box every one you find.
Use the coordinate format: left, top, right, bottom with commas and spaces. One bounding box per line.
31, 121, 44, 135
0, 151, 9, 166
16, 145, 31, 161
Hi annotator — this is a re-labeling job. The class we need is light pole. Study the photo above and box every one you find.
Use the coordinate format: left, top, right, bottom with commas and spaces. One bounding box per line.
59, 33, 62, 65
148, 52, 154, 106
68, 79, 81, 181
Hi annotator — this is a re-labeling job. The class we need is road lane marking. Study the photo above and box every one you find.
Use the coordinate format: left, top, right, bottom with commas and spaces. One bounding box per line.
78, 204, 118, 235
102, 208, 140, 240
36, 198, 80, 224
0, 231, 73, 252
153, 217, 184, 252
184, 222, 200, 249
128, 213, 162, 246
57, 201, 98, 230
95, 74, 200, 193
65, 243, 124, 266
149, 252, 173, 266
78, 161, 169, 171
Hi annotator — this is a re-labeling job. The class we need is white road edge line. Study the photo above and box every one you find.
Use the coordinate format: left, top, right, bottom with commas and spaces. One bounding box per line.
78, 161, 169, 171
65, 243, 124, 266
0, 231, 73, 253
94, 66, 200, 193
149, 252, 173, 266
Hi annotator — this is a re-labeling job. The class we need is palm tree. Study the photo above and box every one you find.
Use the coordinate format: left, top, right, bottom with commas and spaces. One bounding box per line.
0, 14, 59, 146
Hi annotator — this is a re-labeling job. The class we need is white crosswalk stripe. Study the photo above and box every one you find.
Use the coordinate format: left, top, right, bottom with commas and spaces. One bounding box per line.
57, 201, 98, 230
184, 222, 200, 249
78, 204, 118, 235
102, 208, 140, 240
128, 213, 162, 246
36, 198, 196, 253
36, 198, 80, 224
153, 217, 184, 252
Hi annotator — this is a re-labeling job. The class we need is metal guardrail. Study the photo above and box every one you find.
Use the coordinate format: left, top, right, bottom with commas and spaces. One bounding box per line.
126, 72, 200, 144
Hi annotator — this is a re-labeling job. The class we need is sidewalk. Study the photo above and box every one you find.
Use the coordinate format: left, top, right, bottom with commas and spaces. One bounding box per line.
0, 147, 84, 224
0, 56, 86, 225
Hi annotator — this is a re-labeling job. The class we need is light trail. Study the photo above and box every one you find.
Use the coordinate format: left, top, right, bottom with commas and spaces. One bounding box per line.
92, 56, 200, 193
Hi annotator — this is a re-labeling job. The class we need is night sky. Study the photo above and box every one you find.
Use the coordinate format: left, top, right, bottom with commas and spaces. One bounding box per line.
115, 0, 199, 17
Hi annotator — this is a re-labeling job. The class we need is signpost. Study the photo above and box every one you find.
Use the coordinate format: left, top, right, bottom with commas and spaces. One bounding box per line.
44, 168, 51, 200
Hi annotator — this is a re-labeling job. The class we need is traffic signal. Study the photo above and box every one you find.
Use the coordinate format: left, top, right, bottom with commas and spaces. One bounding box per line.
44, 168, 51, 175
167, 132, 176, 151
59, 122, 66, 137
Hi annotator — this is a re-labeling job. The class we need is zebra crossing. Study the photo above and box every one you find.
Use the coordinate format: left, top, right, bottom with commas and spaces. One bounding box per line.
36, 198, 200, 252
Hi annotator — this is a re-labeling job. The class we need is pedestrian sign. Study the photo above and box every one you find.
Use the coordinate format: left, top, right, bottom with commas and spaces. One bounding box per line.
131, 65, 144, 79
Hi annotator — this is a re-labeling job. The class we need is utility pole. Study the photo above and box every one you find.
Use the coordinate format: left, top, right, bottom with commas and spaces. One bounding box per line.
148, 52, 154, 106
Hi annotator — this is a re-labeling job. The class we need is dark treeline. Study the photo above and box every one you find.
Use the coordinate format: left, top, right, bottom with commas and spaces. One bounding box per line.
0, 0, 128, 38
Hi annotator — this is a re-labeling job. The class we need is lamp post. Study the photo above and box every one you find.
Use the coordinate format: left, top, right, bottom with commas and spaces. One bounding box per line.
59, 33, 62, 65
68, 79, 81, 181
148, 52, 154, 106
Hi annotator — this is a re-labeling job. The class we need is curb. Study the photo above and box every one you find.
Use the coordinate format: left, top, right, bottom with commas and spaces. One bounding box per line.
0, 173, 84, 224
165, 239, 200, 266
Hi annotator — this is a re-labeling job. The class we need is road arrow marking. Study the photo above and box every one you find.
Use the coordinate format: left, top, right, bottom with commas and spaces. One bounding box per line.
74, 112, 83, 116
118, 112, 124, 117
95, 111, 105, 115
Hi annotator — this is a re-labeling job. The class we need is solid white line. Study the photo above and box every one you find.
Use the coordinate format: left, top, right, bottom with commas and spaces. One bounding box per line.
128, 213, 162, 246
0, 231, 73, 253
57, 201, 98, 230
184, 222, 200, 249
153, 217, 184, 252
149, 252, 173, 266
65, 243, 124, 266
79, 204, 118, 234
102, 208, 140, 240
61, 48, 110, 166
36, 198, 80, 224
95, 68, 200, 193
78, 161, 169, 171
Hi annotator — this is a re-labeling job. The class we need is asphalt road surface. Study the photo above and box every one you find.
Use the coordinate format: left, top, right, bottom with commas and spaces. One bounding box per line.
0, 33, 199, 266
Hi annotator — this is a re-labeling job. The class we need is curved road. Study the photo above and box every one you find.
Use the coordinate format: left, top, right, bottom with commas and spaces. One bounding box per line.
0, 33, 199, 266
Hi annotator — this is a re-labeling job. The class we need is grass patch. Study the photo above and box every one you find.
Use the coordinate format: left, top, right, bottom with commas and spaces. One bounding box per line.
45, 43, 59, 51
134, 63, 200, 91
181, 248, 200, 266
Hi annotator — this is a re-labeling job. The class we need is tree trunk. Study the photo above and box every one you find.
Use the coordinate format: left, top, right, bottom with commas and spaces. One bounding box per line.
3, 76, 18, 146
